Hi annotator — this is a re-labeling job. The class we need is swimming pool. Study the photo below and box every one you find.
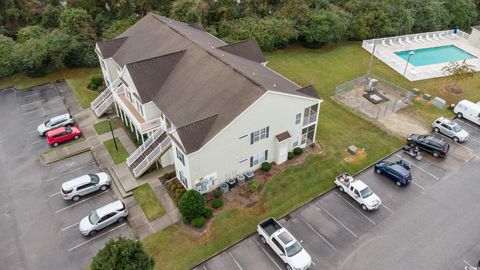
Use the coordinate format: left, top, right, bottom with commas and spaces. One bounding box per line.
395, 45, 476, 67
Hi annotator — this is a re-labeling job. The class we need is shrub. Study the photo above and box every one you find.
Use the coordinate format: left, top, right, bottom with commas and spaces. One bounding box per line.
191, 217, 206, 228
91, 236, 154, 270
249, 180, 260, 192
178, 190, 206, 222
212, 198, 224, 209
203, 208, 213, 219
88, 75, 103, 90
293, 147, 304, 155
163, 171, 176, 180
261, 162, 272, 172
213, 190, 222, 198
288, 152, 294, 160
169, 182, 176, 192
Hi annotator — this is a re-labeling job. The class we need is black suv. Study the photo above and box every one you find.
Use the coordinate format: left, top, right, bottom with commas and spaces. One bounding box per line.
407, 134, 449, 158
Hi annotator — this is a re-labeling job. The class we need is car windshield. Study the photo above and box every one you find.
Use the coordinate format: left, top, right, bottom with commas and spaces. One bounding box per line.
44, 120, 50, 126
453, 124, 462, 133
360, 187, 373, 198
285, 241, 303, 257
89, 174, 99, 184
65, 127, 72, 133
89, 210, 100, 224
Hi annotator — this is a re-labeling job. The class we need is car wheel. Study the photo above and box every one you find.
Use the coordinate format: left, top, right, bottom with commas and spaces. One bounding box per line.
361, 204, 368, 211
260, 235, 267, 244
66, 124, 72, 127
53, 142, 59, 147
457, 112, 463, 118
286, 264, 293, 270
453, 137, 459, 143
375, 168, 382, 174
117, 217, 124, 223
396, 181, 402, 187
72, 195, 80, 202
100, 185, 108, 191
433, 127, 440, 133
89, 230, 97, 237
74, 135, 79, 140
339, 186, 344, 192
433, 152, 439, 158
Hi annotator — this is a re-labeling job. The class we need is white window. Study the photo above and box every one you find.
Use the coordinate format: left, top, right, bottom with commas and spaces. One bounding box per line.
295, 113, 301, 125
293, 137, 299, 147
250, 150, 268, 167
178, 170, 188, 189
250, 126, 269, 144
176, 147, 185, 166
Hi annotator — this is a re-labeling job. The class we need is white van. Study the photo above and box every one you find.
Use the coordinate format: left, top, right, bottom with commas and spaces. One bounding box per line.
453, 100, 480, 125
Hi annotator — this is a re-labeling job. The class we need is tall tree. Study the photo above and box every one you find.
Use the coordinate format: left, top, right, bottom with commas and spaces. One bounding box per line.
91, 237, 154, 270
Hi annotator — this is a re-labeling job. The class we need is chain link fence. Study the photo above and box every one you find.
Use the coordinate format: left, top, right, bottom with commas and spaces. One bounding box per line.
334, 74, 414, 120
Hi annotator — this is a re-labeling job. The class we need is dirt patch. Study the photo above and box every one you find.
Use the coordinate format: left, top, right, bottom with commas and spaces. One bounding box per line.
344, 149, 367, 164
377, 111, 430, 138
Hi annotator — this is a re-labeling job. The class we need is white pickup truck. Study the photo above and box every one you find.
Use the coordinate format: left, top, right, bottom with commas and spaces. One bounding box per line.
334, 172, 381, 211
258, 217, 312, 270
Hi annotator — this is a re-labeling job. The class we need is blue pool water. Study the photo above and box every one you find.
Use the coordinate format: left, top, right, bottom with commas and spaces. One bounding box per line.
395, 45, 476, 67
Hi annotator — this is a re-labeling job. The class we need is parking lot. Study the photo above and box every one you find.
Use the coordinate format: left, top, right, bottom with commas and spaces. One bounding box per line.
0, 85, 132, 270
194, 117, 480, 270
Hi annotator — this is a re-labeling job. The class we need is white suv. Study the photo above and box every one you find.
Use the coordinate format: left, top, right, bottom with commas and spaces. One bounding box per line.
37, 113, 75, 136
61, 173, 111, 201
432, 117, 469, 143
79, 200, 128, 236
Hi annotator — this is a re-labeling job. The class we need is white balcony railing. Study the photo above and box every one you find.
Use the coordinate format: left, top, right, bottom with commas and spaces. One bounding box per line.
132, 136, 172, 177
303, 112, 317, 126
90, 77, 122, 109
127, 126, 166, 166
93, 94, 114, 117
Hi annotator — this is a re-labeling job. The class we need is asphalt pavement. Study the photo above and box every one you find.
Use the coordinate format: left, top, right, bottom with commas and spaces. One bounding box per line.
0, 85, 133, 270
194, 117, 480, 270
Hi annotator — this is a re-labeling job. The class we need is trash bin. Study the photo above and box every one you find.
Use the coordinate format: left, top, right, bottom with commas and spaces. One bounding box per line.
220, 183, 229, 194
244, 171, 254, 181
227, 178, 236, 189
236, 174, 245, 185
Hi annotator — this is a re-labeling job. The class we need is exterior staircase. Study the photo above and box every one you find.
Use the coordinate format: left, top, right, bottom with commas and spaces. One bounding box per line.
127, 127, 172, 178
91, 78, 122, 117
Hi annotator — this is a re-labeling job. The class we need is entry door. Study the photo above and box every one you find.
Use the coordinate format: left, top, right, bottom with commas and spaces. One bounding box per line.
278, 145, 288, 164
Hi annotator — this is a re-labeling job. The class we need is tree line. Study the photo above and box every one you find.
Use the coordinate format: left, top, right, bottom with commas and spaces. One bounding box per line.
1, 0, 479, 78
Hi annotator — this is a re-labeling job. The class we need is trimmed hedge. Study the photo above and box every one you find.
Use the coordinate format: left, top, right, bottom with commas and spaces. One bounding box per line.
293, 147, 304, 155
203, 208, 213, 219
212, 198, 224, 209
178, 190, 206, 222
261, 162, 272, 172
249, 180, 260, 192
288, 152, 294, 160
191, 217, 206, 228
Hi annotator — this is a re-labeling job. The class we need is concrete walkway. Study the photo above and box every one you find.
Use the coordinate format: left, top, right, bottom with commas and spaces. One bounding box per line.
52, 83, 179, 240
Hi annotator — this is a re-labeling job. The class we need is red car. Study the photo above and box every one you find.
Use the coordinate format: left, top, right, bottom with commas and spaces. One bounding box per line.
46, 126, 82, 147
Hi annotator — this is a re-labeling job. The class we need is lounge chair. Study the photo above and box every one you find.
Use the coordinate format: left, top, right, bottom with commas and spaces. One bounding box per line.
405, 37, 414, 44
397, 37, 406, 45
437, 33, 447, 40
388, 39, 395, 46
418, 35, 427, 43
381, 39, 388, 47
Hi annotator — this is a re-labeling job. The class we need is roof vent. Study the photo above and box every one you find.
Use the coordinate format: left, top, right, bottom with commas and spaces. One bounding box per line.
211, 46, 214, 49
273, 84, 276, 88
253, 72, 256, 76
222, 54, 225, 57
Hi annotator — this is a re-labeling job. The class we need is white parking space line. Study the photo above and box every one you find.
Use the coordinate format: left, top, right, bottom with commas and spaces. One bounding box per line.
31, 139, 44, 145
20, 99, 45, 107
67, 223, 126, 252
49, 191, 60, 198
457, 119, 478, 129
334, 192, 376, 225
21, 91, 41, 98
203, 266, 207, 270
61, 222, 80, 232
227, 251, 244, 270
315, 203, 357, 238
435, 133, 477, 153
54, 190, 108, 214
381, 203, 394, 213
44, 162, 97, 182
394, 154, 440, 181
254, 239, 282, 270
464, 260, 474, 267
412, 181, 425, 191
297, 215, 336, 251
469, 137, 480, 144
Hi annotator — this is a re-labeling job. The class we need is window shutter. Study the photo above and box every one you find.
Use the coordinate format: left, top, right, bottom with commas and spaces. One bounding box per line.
250, 156, 253, 167
266, 126, 269, 138
250, 133, 254, 145
265, 150, 268, 161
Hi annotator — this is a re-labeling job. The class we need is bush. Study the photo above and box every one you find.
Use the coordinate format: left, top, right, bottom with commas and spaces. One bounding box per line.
203, 208, 213, 219
178, 190, 206, 222
88, 75, 103, 90
261, 162, 272, 172
163, 171, 176, 180
191, 216, 206, 228
288, 152, 294, 160
249, 180, 260, 192
167, 181, 176, 191
212, 198, 224, 209
213, 190, 222, 199
91, 236, 154, 270
293, 147, 304, 155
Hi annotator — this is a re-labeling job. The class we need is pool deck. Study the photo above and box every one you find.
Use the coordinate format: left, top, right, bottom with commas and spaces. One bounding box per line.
362, 30, 480, 81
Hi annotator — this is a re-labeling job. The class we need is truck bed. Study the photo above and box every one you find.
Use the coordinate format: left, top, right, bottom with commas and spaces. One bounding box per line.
259, 218, 282, 236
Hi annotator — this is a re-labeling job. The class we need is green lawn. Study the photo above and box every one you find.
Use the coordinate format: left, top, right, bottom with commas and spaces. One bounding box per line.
142, 42, 404, 270
0, 68, 102, 109
93, 118, 119, 135
133, 183, 166, 221
103, 138, 129, 165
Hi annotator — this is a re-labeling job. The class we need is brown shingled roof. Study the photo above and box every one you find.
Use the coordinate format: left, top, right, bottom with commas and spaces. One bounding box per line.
97, 37, 128, 58
218, 39, 267, 63
275, 131, 291, 142
297, 85, 320, 99
97, 14, 321, 154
